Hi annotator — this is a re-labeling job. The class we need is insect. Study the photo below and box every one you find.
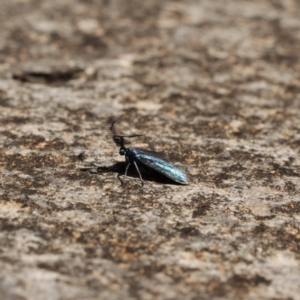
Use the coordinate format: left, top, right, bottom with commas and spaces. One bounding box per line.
104, 116, 188, 186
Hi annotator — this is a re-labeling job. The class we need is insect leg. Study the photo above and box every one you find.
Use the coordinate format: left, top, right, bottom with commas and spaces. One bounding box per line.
117, 173, 124, 185
118, 163, 130, 185
133, 161, 144, 186
125, 163, 131, 177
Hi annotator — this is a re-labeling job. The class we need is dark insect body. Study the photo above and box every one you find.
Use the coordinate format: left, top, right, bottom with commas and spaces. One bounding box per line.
105, 116, 188, 186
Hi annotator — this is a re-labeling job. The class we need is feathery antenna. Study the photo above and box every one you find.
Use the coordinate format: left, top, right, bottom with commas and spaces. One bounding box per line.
105, 115, 142, 147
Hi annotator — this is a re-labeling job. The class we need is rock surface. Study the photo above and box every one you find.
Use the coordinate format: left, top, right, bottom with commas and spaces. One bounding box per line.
1, 0, 300, 299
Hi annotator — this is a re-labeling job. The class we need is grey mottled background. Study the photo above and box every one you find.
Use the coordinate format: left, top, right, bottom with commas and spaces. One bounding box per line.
0, 0, 300, 299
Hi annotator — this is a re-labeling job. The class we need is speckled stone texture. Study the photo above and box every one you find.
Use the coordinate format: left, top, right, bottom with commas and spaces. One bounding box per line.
0, 0, 300, 299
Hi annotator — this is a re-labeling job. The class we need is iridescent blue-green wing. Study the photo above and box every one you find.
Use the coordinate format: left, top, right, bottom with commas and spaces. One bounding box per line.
134, 152, 188, 184
133, 148, 168, 160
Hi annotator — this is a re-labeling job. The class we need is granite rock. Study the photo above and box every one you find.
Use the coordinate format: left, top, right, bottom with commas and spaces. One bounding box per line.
0, 0, 300, 299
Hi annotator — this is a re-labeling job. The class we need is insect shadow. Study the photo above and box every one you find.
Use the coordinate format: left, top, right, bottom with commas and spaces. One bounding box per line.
80, 161, 184, 185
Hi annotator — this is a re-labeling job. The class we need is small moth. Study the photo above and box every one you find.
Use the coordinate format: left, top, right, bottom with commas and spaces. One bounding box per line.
105, 116, 188, 186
